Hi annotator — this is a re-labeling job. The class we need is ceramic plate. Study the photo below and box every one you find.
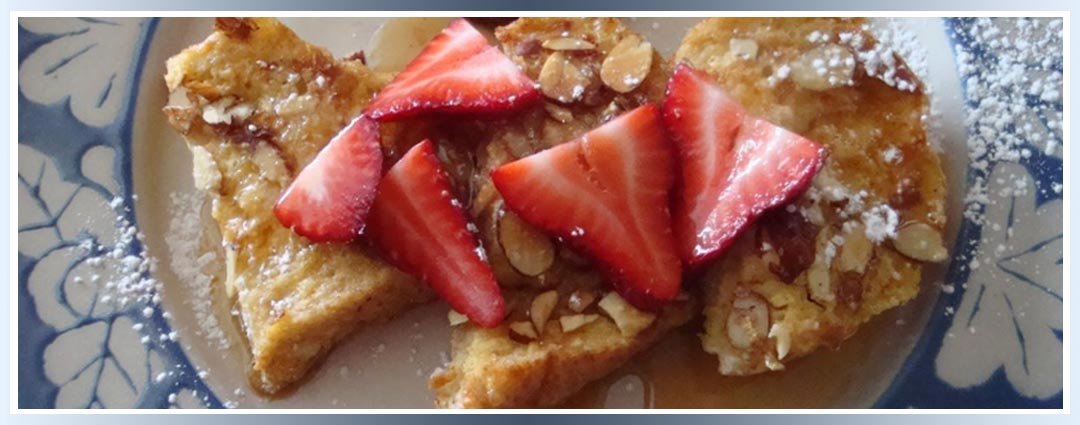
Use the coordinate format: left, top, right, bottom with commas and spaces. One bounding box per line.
16, 16, 1063, 409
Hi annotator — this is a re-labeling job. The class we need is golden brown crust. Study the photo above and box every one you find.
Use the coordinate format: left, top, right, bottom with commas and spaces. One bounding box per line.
431, 303, 693, 408
675, 18, 946, 375
164, 18, 431, 394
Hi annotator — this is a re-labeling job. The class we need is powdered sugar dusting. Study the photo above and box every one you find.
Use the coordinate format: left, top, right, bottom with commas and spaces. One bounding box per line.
166, 191, 231, 350
950, 17, 1063, 225
82, 196, 162, 312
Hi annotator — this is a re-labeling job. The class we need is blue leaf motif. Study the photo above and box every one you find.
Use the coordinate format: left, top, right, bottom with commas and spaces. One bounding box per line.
18, 143, 156, 408
936, 163, 1063, 399
18, 18, 143, 127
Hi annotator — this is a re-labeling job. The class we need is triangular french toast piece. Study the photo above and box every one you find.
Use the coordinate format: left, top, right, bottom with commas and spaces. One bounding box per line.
428, 18, 695, 408
674, 18, 946, 375
164, 17, 433, 394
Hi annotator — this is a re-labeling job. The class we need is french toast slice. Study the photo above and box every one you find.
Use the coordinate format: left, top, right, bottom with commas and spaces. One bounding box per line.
163, 18, 432, 394
427, 17, 694, 408
673, 18, 947, 375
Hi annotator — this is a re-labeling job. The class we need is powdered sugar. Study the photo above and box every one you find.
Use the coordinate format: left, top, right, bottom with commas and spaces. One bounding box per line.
861, 205, 900, 243
166, 191, 231, 350
950, 18, 1063, 225
80, 196, 162, 311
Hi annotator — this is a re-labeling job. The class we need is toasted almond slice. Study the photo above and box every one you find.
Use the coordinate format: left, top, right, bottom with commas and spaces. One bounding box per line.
539, 51, 589, 103
768, 323, 792, 360
892, 222, 949, 262
530, 290, 558, 334
597, 292, 656, 337
764, 352, 786, 371
543, 102, 574, 124
807, 263, 834, 303
729, 38, 759, 59
837, 223, 873, 274
448, 309, 469, 326
498, 211, 556, 276
559, 314, 599, 333
567, 289, 597, 313
509, 321, 538, 340
201, 97, 235, 124
542, 37, 596, 51
726, 290, 769, 349
600, 35, 653, 93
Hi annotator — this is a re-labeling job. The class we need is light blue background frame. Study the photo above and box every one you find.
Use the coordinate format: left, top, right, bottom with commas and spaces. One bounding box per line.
5, 0, 1076, 420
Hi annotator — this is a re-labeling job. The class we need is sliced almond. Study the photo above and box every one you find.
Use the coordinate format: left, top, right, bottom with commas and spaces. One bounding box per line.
567, 289, 597, 313
559, 314, 599, 333
764, 352, 786, 371
892, 222, 949, 262
543, 102, 574, 124
790, 44, 856, 91
201, 97, 235, 124
726, 290, 769, 349
837, 223, 872, 274
768, 323, 792, 360
509, 321, 538, 340
729, 38, 759, 60
542, 37, 596, 51
539, 52, 589, 103
448, 309, 469, 326
600, 35, 653, 93
498, 212, 555, 276
597, 292, 656, 337
807, 263, 834, 303
530, 290, 558, 334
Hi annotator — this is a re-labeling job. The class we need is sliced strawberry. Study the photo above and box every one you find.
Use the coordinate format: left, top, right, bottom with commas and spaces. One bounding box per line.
367, 140, 505, 328
663, 63, 826, 267
274, 115, 383, 242
491, 105, 681, 309
364, 18, 540, 122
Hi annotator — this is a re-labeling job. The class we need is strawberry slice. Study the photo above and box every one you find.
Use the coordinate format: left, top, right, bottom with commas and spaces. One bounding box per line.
492, 105, 681, 309
364, 18, 540, 122
663, 63, 826, 267
274, 115, 383, 242
367, 140, 505, 328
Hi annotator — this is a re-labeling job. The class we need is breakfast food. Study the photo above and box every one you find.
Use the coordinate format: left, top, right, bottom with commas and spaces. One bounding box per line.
428, 18, 694, 408
163, 18, 432, 394
673, 18, 947, 375
163, 16, 947, 408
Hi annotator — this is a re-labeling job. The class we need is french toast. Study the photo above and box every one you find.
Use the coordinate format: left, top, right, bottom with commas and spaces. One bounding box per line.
160, 16, 949, 407
163, 18, 432, 394
673, 18, 947, 375
427, 18, 694, 408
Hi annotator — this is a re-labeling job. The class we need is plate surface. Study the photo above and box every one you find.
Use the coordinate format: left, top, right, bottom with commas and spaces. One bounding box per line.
16, 16, 1063, 409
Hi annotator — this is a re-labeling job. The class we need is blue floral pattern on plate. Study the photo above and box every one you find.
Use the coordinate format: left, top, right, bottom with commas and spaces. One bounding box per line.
16, 16, 1062, 409
18, 17, 220, 409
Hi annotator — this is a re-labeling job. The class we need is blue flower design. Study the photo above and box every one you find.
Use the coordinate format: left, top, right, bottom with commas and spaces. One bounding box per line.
936, 163, 1062, 399
18, 18, 144, 127
18, 17, 221, 409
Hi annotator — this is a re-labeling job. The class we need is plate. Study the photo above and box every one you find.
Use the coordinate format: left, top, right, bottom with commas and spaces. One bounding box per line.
16, 16, 1063, 409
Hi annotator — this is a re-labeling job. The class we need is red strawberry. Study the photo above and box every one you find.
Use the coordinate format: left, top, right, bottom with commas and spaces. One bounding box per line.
367, 140, 505, 328
274, 115, 383, 242
663, 63, 826, 267
491, 105, 681, 309
364, 18, 540, 122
